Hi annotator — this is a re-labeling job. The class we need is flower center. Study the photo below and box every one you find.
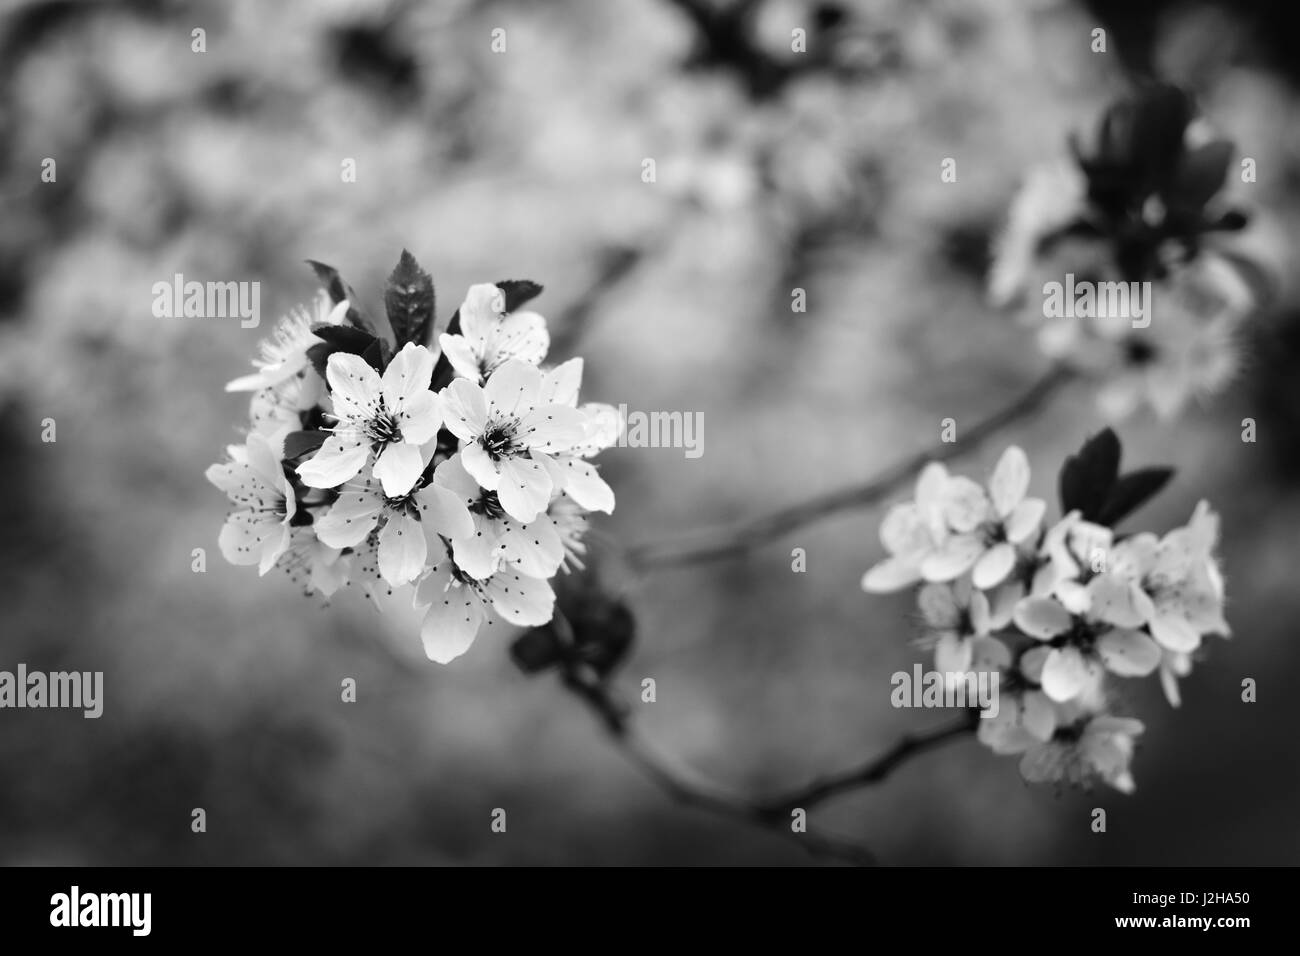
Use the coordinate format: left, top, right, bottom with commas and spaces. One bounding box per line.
978, 521, 1006, 548
366, 410, 403, 445
469, 490, 506, 519
480, 420, 521, 461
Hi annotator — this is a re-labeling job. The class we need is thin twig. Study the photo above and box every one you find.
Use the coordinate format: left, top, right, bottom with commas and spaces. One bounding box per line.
564, 672, 878, 865
755, 712, 978, 816
625, 364, 1075, 570
561, 636, 977, 866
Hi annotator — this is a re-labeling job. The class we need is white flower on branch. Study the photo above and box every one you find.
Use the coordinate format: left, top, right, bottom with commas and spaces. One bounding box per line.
297, 342, 443, 497
439, 283, 549, 385
205, 431, 298, 575
225, 291, 348, 393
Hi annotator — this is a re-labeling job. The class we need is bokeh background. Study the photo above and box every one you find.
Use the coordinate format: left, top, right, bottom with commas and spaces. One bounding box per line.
1, 0, 1298, 865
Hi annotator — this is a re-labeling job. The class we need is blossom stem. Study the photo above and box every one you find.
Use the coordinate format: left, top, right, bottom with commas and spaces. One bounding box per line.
625, 364, 1075, 570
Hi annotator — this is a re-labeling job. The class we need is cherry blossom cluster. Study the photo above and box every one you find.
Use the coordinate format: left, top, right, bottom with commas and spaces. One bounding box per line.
863, 432, 1230, 793
206, 254, 618, 664
988, 83, 1268, 420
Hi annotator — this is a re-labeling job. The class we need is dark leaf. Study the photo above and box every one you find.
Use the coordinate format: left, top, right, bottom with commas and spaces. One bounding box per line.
307, 342, 335, 380
495, 279, 543, 312
311, 324, 377, 352
427, 307, 462, 392
360, 338, 385, 372
383, 249, 435, 348
305, 259, 378, 336
283, 430, 327, 460
1096, 467, 1175, 527
306, 259, 348, 304
1059, 428, 1121, 521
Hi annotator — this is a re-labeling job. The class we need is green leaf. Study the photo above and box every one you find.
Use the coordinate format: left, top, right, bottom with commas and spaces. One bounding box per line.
383, 249, 435, 348
1059, 429, 1121, 521
305, 259, 378, 336
1096, 467, 1174, 527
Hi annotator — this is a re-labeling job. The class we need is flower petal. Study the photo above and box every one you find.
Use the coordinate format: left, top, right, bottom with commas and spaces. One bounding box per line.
420, 585, 485, 664
396, 390, 442, 445
943, 477, 990, 533
988, 446, 1030, 518
1040, 646, 1097, 702
325, 352, 382, 423
439, 333, 483, 382
489, 311, 549, 369
415, 482, 475, 540
1097, 629, 1161, 677
1149, 611, 1202, 653
495, 456, 553, 523
314, 480, 384, 548
441, 377, 489, 441
372, 441, 425, 498
377, 512, 427, 587
1022, 690, 1057, 741
519, 404, 588, 453
381, 342, 435, 410
450, 514, 502, 580
460, 440, 501, 491
457, 283, 505, 346
1013, 597, 1073, 640
496, 513, 565, 578
556, 458, 614, 513
296, 432, 370, 489
1087, 574, 1152, 629
540, 357, 583, 407
861, 557, 921, 593
218, 510, 276, 566
918, 583, 960, 629
432, 453, 482, 503
1005, 497, 1046, 544
935, 633, 973, 673
972, 541, 1016, 590
258, 524, 292, 575
919, 534, 984, 582
484, 359, 542, 418
482, 569, 555, 626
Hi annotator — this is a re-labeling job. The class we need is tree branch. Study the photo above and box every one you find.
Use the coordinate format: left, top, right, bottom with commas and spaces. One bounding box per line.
565, 672, 878, 865
626, 364, 1075, 570
562, 661, 977, 866
755, 711, 978, 816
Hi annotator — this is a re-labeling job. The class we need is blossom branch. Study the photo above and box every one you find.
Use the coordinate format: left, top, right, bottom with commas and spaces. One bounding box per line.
626, 364, 1075, 570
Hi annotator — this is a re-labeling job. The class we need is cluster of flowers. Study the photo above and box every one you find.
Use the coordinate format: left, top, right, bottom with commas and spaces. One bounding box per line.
863, 432, 1230, 793
206, 254, 618, 664
989, 83, 1265, 420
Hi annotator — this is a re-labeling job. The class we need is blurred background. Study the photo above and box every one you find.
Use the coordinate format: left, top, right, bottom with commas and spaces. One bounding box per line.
1, 0, 1298, 865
